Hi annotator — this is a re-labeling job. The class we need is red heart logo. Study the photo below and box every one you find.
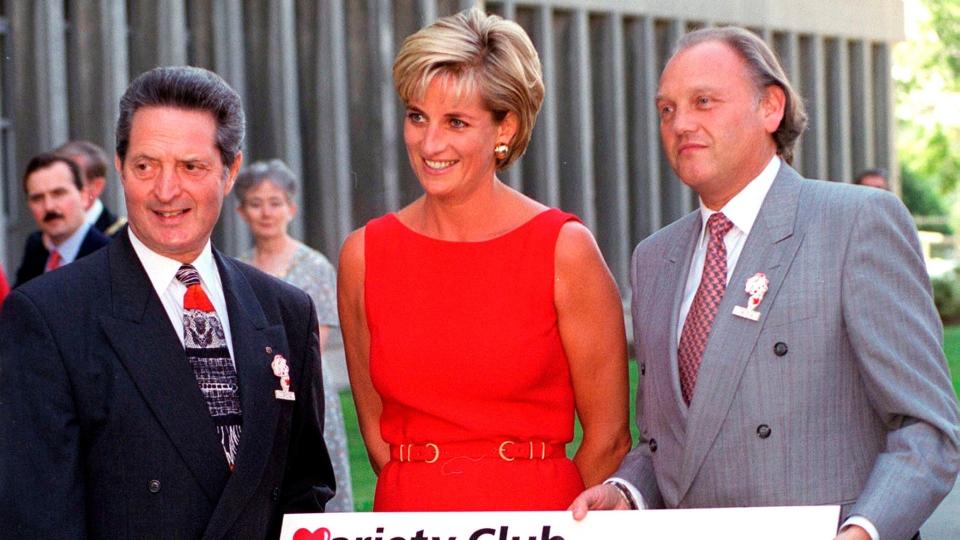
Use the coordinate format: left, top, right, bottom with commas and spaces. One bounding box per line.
293, 527, 332, 540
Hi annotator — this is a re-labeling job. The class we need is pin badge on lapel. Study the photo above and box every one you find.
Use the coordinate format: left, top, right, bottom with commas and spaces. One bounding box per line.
271, 354, 296, 401
732, 272, 769, 322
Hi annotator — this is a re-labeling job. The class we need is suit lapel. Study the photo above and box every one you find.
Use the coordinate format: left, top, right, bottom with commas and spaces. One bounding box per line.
203, 253, 289, 538
677, 165, 806, 501
646, 212, 705, 473
662, 213, 704, 416
99, 233, 230, 502
77, 227, 108, 258
19, 234, 49, 286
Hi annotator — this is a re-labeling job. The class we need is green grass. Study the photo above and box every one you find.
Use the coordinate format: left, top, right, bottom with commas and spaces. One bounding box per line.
338, 390, 376, 511
943, 326, 960, 399
341, 329, 960, 511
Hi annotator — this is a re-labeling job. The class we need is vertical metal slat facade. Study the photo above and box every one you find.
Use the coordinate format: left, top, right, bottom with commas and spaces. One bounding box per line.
0, 0, 904, 293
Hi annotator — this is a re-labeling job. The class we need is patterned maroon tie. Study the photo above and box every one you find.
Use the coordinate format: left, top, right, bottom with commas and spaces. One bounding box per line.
678, 212, 734, 405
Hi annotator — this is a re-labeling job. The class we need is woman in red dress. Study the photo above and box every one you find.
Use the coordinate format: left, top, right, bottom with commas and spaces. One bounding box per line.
338, 8, 630, 511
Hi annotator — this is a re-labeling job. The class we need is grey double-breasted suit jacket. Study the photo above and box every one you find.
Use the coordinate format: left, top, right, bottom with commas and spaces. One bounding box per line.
617, 164, 960, 539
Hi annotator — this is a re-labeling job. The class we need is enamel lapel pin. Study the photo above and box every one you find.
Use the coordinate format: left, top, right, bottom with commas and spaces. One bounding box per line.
732, 272, 769, 322
271, 353, 296, 401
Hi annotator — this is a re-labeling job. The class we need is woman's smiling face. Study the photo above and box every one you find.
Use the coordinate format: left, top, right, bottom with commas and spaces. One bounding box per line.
403, 76, 516, 202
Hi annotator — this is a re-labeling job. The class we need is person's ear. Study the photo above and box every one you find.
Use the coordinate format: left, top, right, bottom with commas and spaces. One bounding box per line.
496, 111, 519, 148
114, 155, 125, 184
224, 151, 243, 194
760, 85, 786, 135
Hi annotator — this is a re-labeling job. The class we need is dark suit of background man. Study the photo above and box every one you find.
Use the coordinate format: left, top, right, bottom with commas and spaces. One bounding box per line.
0, 66, 335, 539
572, 27, 960, 540
13, 153, 109, 287
55, 139, 128, 236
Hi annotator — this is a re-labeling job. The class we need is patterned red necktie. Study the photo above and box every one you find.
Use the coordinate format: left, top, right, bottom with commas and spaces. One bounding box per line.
175, 264, 243, 470
45, 250, 62, 272
678, 212, 734, 405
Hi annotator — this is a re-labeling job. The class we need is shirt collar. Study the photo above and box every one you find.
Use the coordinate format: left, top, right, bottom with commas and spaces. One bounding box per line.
44, 220, 94, 264
84, 198, 104, 226
127, 228, 219, 296
697, 155, 781, 245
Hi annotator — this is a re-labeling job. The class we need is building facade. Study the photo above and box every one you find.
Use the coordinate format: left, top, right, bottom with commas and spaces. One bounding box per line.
0, 0, 903, 290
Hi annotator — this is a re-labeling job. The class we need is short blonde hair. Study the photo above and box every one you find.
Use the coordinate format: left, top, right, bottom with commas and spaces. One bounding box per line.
393, 8, 544, 170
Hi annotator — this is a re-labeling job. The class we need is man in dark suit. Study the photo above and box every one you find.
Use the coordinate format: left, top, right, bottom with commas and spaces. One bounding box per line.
55, 139, 128, 236
13, 153, 109, 287
0, 66, 334, 539
571, 27, 959, 540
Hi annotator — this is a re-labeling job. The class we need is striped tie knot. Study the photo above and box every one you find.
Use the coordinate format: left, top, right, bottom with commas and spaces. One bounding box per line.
176, 264, 201, 286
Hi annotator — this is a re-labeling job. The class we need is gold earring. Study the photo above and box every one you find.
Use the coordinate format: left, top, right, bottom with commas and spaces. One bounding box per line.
494, 143, 509, 160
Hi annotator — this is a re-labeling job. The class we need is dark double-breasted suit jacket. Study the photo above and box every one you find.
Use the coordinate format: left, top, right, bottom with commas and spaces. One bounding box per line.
13, 226, 110, 287
0, 230, 334, 539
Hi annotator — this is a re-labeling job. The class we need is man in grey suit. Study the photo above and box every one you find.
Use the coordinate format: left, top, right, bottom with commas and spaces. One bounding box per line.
571, 26, 960, 540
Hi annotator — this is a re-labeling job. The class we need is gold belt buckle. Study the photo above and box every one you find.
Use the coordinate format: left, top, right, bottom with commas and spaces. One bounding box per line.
424, 442, 439, 463
498, 440, 515, 461
527, 441, 546, 459
399, 443, 439, 463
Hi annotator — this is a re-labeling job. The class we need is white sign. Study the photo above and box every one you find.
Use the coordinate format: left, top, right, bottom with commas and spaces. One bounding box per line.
281, 506, 840, 540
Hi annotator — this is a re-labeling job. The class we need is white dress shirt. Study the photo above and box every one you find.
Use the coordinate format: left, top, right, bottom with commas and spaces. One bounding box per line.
676, 155, 780, 344
127, 229, 235, 361
612, 155, 879, 540
43, 220, 96, 269
84, 198, 105, 226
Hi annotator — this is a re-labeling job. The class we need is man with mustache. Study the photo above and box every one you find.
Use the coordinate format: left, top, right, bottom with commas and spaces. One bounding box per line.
13, 152, 109, 287
55, 139, 128, 236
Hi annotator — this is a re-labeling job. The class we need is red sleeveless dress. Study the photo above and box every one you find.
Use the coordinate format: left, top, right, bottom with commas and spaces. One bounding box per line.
364, 208, 586, 510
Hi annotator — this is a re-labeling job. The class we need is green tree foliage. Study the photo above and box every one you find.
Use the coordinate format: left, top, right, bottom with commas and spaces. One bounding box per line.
900, 122, 960, 193
925, 0, 960, 89
901, 162, 952, 234
895, 0, 960, 196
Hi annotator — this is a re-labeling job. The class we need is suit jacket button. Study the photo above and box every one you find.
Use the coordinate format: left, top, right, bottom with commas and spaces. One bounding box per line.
640, 363, 646, 376
272, 487, 281, 502
773, 342, 788, 356
757, 424, 772, 439
148, 479, 161, 493
649, 438, 658, 452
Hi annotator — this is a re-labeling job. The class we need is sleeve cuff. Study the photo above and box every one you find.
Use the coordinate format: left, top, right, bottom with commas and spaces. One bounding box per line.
841, 516, 879, 540
605, 477, 646, 510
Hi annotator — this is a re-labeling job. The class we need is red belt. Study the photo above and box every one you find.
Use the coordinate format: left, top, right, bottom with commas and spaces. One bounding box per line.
390, 440, 567, 463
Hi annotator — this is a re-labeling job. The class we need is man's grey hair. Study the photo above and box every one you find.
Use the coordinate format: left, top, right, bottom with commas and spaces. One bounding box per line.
115, 66, 245, 170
